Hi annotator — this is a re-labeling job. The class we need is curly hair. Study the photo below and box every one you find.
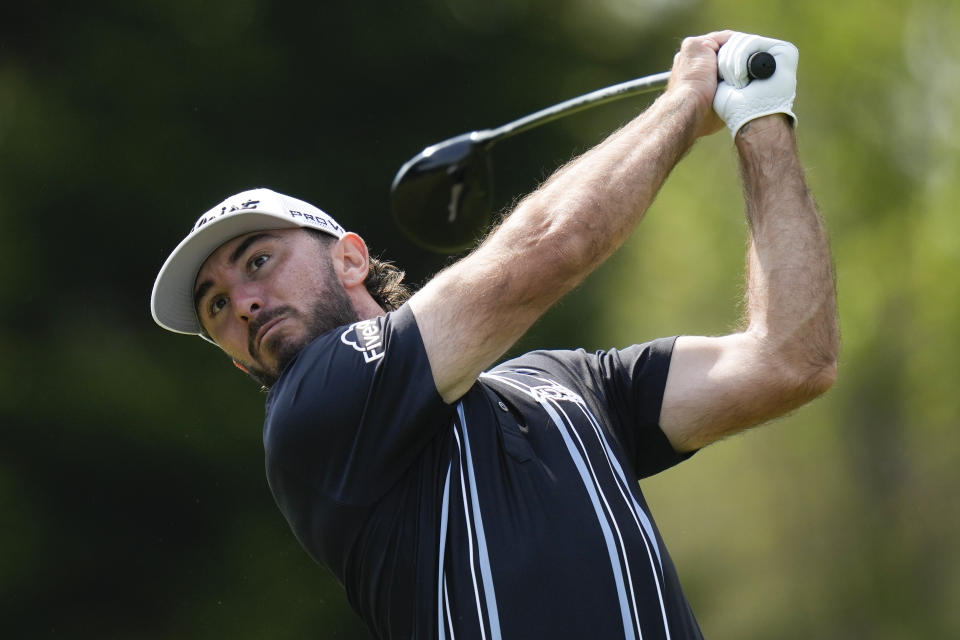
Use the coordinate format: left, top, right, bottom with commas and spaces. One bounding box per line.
307, 229, 412, 310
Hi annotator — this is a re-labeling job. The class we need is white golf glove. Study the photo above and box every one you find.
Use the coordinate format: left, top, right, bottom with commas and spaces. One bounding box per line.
713, 32, 799, 137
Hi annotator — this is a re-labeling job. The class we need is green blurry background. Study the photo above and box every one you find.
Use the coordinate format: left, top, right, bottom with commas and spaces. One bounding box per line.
2, 0, 958, 637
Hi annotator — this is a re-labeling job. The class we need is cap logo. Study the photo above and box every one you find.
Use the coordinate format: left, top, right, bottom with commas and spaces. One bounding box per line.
191, 198, 262, 232
288, 209, 345, 235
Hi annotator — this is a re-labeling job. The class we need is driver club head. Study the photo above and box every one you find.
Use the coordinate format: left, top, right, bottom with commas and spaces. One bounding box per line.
390, 131, 494, 253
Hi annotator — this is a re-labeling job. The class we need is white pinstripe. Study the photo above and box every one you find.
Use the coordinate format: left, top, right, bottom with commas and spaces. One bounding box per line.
480, 369, 673, 639
438, 464, 452, 640
535, 391, 639, 640
457, 404, 503, 640
443, 578, 456, 640
550, 394, 645, 639
576, 400, 672, 638
452, 425, 488, 640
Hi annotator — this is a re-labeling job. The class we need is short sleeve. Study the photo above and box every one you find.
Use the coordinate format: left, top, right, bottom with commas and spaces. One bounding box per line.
595, 336, 695, 477
263, 304, 454, 505
496, 337, 693, 478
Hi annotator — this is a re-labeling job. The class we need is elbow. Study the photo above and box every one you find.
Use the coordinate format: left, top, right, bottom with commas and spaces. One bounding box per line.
803, 358, 838, 399
754, 315, 840, 405
751, 359, 836, 423
749, 331, 839, 409
777, 350, 839, 407
804, 327, 841, 399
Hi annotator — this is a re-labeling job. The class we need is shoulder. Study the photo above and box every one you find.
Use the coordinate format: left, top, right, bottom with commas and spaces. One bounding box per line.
496, 339, 678, 424
263, 304, 452, 502
264, 306, 427, 444
492, 338, 676, 387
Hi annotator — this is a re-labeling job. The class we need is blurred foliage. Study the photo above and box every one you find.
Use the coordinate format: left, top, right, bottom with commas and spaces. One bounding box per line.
1, 0, 958, 638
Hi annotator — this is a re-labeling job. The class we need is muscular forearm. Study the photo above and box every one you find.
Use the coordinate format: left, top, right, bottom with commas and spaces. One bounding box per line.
659, 114, 838, 451
737, 115, 839, 387
412, 88, 710, 402
411, 33, 732, 403
487, 88, 704, 290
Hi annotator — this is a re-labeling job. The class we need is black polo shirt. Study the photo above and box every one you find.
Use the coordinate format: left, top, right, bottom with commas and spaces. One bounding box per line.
264, 305, 702, 639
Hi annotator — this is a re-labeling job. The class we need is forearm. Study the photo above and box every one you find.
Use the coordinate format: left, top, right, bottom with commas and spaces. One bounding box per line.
485, 88, 704, 290
410, 32, 733, 402
659, 115, 838, 451
412, 88, 708, 402
737, 115, 839, 387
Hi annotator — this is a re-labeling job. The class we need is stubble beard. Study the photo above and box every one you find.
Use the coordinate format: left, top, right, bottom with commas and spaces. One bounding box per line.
244, 271, 359, 389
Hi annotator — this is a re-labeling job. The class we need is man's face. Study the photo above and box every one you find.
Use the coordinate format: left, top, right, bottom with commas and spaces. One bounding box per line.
193, 228, 358, 386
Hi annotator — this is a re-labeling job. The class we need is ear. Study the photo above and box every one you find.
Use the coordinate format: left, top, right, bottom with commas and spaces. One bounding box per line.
331, 232, 370, 289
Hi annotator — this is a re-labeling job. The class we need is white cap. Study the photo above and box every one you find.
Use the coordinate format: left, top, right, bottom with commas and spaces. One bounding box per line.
151, 187, 345, 336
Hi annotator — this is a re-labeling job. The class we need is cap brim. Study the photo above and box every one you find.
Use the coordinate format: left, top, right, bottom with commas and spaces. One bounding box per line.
151, 211, 303, 335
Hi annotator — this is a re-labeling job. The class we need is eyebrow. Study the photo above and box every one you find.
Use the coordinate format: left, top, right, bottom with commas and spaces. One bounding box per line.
193, 233, 277, 314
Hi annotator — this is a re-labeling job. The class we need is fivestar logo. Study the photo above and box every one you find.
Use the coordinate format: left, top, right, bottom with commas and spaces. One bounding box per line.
340, 319, 385, 363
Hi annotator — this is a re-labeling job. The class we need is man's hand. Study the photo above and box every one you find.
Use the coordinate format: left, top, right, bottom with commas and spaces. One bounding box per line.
665, 31, 733, 139
713, 32, 799, 137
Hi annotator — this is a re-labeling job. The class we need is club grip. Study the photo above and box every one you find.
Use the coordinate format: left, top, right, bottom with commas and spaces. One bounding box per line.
747, 51, 776, 80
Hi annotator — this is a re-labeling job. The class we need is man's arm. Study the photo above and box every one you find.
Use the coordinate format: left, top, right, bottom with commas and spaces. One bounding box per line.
409, 32, 732, 403
660, 115, 839, 452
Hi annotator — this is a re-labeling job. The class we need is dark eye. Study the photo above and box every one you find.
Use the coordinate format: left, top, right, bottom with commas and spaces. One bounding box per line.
210, 295, 228, 317
250, 254, 270, 271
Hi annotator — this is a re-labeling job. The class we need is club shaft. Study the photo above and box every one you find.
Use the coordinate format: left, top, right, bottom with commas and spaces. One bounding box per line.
476, 71, 671, 145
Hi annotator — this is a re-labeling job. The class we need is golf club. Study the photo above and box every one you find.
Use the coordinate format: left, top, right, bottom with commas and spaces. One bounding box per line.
391, 52, 776, 253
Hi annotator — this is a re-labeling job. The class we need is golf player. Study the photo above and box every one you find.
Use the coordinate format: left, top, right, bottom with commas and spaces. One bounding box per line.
151, 31, 838, 640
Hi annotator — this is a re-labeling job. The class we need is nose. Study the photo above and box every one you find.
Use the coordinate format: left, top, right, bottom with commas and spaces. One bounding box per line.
232, 284, 265, 324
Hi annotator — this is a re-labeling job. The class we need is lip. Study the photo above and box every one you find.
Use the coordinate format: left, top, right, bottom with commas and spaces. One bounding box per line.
255, 316, 285, 351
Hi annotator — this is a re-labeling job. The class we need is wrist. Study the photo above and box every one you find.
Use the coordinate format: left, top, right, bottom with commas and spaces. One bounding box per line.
658, 84, 722, 141
735, 114, 803, 190
735, 114, 794, 149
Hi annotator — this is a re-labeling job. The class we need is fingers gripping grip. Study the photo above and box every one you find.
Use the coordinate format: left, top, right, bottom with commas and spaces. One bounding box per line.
714, 33, 799, 137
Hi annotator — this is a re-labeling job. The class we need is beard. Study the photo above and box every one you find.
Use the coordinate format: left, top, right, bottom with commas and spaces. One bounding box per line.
242, 267, 359, 389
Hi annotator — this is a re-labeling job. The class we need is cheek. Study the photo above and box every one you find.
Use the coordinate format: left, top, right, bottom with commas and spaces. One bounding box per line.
213, 322, 252, 360
277, 270, 331, 306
